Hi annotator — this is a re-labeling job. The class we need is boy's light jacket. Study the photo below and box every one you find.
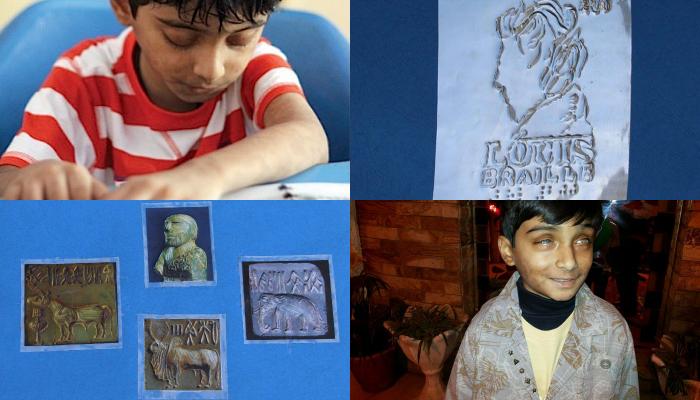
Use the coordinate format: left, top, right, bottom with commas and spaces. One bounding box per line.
446, 272, 639, 400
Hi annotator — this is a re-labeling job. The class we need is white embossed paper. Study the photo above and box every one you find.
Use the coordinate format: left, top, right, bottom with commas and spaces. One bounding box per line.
434, 0, 631, 199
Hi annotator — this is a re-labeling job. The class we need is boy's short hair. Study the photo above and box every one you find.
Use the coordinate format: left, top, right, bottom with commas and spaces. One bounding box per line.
128, 0, 282, 28
501, 201, 603, 246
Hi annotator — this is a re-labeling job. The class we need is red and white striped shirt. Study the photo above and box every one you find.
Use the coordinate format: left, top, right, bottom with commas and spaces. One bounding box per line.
0, 28, 304, 186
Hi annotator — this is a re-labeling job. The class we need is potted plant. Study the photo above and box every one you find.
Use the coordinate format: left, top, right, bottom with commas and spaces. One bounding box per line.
384, 304, 464, 400
350, 272, 406, 393
651, 330, 700, 400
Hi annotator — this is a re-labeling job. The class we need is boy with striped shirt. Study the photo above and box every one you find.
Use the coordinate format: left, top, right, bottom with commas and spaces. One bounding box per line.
0, 0, 328, 199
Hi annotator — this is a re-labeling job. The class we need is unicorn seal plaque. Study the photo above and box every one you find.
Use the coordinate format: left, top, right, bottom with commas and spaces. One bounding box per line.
21, 258, 121, 351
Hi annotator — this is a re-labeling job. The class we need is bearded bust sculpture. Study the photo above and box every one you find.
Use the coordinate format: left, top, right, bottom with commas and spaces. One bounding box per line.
154, 214, 208, 282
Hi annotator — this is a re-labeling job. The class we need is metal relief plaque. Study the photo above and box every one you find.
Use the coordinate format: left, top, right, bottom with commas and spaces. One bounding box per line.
138, 314, 228, 400
240, 256, 338, 343
21, 259, 121, 351
143, 202, 216, 287
434, 0, 631, 199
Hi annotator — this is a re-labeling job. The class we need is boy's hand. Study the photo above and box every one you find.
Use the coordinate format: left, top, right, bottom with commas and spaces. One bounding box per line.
0, 161, 109, 200
100, 164, 224, 200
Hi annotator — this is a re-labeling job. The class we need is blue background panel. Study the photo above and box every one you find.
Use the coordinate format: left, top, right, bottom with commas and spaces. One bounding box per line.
351, 1, 700, 199
0, 200, 349, 400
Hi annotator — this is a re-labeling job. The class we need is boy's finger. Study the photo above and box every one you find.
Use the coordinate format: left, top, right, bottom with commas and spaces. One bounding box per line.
100, 185, 130, 200
91, 179, 110, 200
109, 186, 149, 200
21, 181, 45, 200
67, 169, 92, 200
2, 183, 21, 200
45, 174, 69, 200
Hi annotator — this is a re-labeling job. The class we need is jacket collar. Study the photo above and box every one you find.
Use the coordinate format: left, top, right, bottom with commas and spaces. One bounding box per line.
498, 271, 606, 337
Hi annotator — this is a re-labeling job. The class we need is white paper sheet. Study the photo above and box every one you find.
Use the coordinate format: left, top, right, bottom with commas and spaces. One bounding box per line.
222, 183, 350, 200
434, 0, 631, 199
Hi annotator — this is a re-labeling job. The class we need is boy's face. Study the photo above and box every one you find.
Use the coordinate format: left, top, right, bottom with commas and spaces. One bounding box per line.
498, 216, 596, 301
117, 1, 266, 111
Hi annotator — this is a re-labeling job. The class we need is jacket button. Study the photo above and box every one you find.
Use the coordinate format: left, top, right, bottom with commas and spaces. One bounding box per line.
514, 359, 519, 365
600, 359, 611, 369
519, 368, 524, 373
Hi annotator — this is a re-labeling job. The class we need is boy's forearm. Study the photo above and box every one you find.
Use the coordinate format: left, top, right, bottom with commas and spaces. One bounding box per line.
183, 119, 328, 195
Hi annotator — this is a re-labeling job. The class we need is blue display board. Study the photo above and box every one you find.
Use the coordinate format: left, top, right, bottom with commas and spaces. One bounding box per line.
351, 1, 700, 199
0, 200, 349, 400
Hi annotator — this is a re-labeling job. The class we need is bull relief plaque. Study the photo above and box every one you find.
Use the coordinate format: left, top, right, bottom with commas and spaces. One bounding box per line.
434, 0, 631, 199
143, 202, 215, 287
21, 259, 121, 351
240, 256, 338, 343
138, 314, 228, 400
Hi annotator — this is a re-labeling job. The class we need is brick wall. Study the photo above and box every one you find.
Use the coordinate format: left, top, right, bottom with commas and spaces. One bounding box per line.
663, 200, 700, 334
356, 201, 469, 318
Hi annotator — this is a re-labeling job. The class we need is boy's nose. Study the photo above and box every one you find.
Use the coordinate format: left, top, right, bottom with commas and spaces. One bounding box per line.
555, 245, 577, 271
192, 47, 226, 85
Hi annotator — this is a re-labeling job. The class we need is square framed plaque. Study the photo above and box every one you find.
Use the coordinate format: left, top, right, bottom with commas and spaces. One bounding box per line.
434, 0, 632, 199
240, 255, 339, 343
20, 258, 122, 352
138, 314, 228, 400
142, 202, 216, 288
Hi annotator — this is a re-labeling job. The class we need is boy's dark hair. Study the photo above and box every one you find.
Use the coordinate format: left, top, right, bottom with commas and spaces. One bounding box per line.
129, 0, 282, 29
500, 201, 603, 246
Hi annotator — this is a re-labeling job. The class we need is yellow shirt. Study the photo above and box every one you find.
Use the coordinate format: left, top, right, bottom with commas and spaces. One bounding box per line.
521, 313, 574, 400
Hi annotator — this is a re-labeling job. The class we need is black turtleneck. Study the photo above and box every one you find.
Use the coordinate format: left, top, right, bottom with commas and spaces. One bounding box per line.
517, 277, 575, 331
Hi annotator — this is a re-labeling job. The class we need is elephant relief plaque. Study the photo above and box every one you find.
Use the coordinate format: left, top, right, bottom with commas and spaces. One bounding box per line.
143, 202, 215, 287
21, 259, 121, 351
240, 256, 338, 343
434, 0, 631, 199
139, 315, 228, 400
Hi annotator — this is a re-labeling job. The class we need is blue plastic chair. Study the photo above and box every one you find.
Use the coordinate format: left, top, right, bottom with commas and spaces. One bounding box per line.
0, 0, 349, 162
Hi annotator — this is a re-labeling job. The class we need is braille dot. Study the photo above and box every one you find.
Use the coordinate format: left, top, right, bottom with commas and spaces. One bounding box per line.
600, 359, 611, 369
508, 350, 513, 355
525, 378, 530, 384
519, 368, 524, 373
533, 388, 537, 393
514, 359, 519, 365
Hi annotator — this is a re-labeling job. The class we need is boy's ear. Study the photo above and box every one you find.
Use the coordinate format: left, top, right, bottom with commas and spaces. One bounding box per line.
497, 235, 516, 266
111, 0, 135, 26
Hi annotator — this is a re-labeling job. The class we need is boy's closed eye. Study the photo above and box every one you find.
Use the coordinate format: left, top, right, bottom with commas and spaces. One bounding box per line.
163, 30, 255, 49
163, 31, 197, 48
157, 17, 261, 49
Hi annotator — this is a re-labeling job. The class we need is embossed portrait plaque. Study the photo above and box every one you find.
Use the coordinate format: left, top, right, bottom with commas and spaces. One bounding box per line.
434, 0, 631, 199
138, 314, 228, 400
21, 258, 121, 351
143, 202, 216, 287
240, 256, 338, 343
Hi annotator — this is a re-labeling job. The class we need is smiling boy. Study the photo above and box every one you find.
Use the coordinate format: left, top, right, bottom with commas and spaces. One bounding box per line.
0, 0, 328, 199
446, 201, 639, 400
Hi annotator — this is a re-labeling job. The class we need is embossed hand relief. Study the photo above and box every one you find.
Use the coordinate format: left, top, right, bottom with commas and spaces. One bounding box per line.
240, 257, 338, 343
21, 259, 121, 351
139, 315, 227, 399
434, 0, 631, 199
